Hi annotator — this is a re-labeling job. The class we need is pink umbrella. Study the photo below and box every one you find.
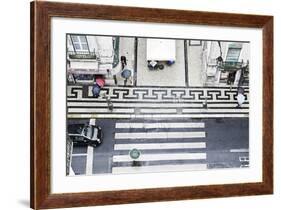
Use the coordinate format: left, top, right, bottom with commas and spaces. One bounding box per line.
95, 76, 105, 88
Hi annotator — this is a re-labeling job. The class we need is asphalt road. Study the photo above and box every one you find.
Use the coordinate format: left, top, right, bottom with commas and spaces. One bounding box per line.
70, 117, 249, 175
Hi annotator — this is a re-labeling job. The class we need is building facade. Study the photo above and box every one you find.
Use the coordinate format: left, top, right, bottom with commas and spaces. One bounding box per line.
202, 41, 249, 87
67, 35, 118, 84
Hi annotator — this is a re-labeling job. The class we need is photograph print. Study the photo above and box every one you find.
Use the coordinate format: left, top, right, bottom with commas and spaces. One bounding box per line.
66, 34, 250, 176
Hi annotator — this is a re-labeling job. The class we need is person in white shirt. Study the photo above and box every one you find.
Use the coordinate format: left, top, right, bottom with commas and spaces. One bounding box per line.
237, 87, 245, 108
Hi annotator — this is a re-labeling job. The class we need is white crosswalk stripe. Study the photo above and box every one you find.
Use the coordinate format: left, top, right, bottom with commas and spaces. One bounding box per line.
113, 153, 206, 162
182, 108, 248, 113
112, 120, 207, 174
140, 108, 177, 113
230, 148, 249, 153
115, 122, 205, 129
112, 164, 207, 174
207, 103, 249, 108
114, 142, 206, 150
68, 113, 248, 119
115, 132, 206, 139
86, 146, 94, 175
67, 102, 248, 113
67, 102, 204, 108
68, 108, 135, 113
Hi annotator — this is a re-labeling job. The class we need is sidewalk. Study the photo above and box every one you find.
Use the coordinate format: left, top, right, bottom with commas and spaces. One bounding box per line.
112, 37, 136, 86
67, 85, 249, 119
187, 43, 204, 86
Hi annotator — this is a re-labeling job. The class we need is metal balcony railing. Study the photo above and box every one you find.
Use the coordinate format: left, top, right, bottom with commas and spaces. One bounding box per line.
217, 61, 244, 72
68, 51, 98, 60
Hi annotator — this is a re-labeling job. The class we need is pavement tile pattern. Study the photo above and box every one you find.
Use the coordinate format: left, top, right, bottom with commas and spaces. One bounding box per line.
67, 85, 249, 119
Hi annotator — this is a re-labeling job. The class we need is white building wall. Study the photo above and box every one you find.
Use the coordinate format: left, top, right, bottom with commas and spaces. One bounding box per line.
207, 41, 220, 63
67, 36, 74, 52
221, 42, 228, 61
204, 41, 231, 63
86, 36, 98, 53
96, 37, 114, 63
204, 41, 249, 64
239, 43, 250, 62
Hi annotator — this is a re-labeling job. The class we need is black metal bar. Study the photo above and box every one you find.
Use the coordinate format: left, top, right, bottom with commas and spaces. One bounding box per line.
184, 40, 189, 87
134, 37, 138, 87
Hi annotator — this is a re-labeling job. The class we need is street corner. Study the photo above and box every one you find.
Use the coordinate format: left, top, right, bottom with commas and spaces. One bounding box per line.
65, 34, 250, 176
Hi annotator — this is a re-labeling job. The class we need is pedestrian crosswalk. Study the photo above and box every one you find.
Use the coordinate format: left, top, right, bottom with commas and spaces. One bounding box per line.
111, 120, 208, 174
67, 86, 249, 119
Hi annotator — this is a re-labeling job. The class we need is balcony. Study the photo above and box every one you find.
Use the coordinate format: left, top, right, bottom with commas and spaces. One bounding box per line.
217, 61, 244, 72
67, 51, 109, 75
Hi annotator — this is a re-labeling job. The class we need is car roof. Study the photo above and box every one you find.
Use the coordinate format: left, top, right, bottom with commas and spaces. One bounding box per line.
68, 123, 98, 134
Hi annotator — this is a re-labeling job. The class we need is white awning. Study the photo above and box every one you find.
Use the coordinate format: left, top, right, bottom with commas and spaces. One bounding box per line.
146, 39, 176, 61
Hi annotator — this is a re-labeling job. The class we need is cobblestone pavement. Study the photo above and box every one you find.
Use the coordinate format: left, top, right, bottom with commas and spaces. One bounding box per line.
67, 85, 249, 119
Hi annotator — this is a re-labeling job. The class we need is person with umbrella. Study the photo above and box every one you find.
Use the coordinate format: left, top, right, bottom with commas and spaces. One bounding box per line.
91, 75, 105, 98
121, 68, 132, 86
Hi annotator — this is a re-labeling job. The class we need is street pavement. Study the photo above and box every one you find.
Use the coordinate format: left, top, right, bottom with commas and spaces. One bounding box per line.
66, 36, 250, 176
68, 85, 249, 175
70, 117, 249, 175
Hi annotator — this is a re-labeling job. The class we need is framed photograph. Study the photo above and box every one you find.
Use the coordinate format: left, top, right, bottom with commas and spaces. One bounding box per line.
30, 1, 273, 209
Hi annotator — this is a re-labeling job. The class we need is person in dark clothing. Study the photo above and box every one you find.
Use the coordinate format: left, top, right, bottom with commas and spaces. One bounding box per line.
92, 84, 101, 98
121, 56, 127, 69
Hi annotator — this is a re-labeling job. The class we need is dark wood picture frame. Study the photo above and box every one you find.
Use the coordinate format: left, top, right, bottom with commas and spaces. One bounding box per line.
30, 1, 273, 209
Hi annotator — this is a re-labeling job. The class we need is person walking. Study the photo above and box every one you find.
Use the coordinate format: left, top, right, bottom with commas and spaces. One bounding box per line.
91, 76, 105, 98
236, 87, 245, 108
105, 95, 113, 111
92, 84, 101, 98
121, 56, 127, 69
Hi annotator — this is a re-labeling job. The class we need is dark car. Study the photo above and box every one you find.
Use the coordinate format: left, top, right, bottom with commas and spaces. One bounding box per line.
68, 123, 103, 147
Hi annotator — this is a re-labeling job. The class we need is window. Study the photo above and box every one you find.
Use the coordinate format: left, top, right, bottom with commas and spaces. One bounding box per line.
70, 35, 89, 52
226, 44, 242, 62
